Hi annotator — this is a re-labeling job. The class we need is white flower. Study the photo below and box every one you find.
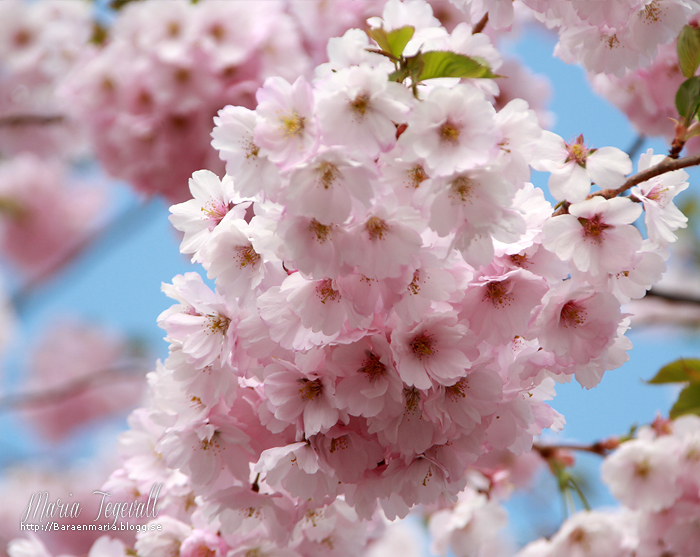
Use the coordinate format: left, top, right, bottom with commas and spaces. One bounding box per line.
631, 149, 688, 248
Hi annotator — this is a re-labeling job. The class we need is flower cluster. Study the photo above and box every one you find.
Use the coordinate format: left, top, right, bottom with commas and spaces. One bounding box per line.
59, 0, 311, 202
4, 0, 693, 556
517, 415, 700, 557
451, 0, 700, 76
0, 0, 91, 158
70, 1, 692, 554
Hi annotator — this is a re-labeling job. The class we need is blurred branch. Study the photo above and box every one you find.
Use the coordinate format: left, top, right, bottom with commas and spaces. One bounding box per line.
11, 198, 158, 314
645, 288, 700, 305
626, 134, 646, 159
533, 441, 615, 458
0, 360, 148, 413
0, 114, 64, 127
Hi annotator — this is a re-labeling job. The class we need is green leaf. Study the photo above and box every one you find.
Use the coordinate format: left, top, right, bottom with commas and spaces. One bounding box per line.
675, 76, 700, 122
416, 50, 500, 81
670, 382, 700, 419
678, 25, 700, 78
367, 28, 392, 56
647, 358, 700, 384
386, 26, 415, 58
367, 26, 415, 58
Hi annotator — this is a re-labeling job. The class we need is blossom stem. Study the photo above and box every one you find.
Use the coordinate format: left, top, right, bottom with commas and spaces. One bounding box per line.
472, 12, 489, 34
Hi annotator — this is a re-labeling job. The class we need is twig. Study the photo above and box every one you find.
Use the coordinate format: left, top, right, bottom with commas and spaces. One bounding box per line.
626, 134, 646, 159
553, 152, 700, 216
0, 114, 64, 127
472, 12, 489, 34
0, 361, 148, 413
533, 442, 613, 458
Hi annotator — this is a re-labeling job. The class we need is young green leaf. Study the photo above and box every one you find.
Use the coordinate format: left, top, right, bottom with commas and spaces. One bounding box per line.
416, 51, 500, 81
367, 27, 392, 54
670, 382, 700, 419
385, 26, 415, 58
647, 358, 700, 384
678, 25, 700, 79
675, 76, 700, 122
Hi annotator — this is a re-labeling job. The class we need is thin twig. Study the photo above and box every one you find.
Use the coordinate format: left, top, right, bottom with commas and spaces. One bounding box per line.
0, 114, 64, 127
553, 152, 700, 216
626, 134, 646, 159
472, 12, 489, 34
0, 361, 148, 413
533, 442, 612, 457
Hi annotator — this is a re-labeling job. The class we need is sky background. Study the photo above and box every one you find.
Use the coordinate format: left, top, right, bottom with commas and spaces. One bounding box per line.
1, 6, 699, 552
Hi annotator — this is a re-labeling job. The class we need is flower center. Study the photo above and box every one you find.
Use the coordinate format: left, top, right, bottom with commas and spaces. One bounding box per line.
446, 379, 468, 400
366, 216, 389, 240
404, 386, 420, 411
349, 94, 370, 116
317, 161, 339, 189
206, 314, 231, 335
560, 301, 586, 328
407, 164, 428, 188
201, 200, 234, 227
642, 1, 662, 23
450, 176, 473, 202
578, 214, 611, 242
359, 351, 387, 382
565, 135, 589, 166
309, 219, 332, 243
280, 112, 305, 137
484, 280, 513, 308
439, 121, 461, 144
235, 245, 261, 268
298, 377, 323, 400
408, 270, 421, 295
410, 332, 435, 360
316, 279, 340, 304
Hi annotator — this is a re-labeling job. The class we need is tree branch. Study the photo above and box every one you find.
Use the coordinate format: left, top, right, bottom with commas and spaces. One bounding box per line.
0, 361, 147, 413
553, 152, 700, 216
0, 114, 64, 127
533, 441, 616, 458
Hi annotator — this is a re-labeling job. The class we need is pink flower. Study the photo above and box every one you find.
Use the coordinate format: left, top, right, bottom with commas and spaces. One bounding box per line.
630, 149, 689, 248
316, 65, 412, 157
529, 283, 623, 365
601, 438, 682, 512
254, 76, 318, 168
533, 132, 632, 202
391, 311, 478, 389
398, 84, 498, 176
543, 197, 643, 277
263, 358, 342, 437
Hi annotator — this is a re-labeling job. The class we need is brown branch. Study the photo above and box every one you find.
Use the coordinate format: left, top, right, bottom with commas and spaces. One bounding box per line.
644, 288, 700, 305
0, 114, 64, 127
553, 152, 700, 216
472, 12, 489, 34
533, 441, 615, 458
0, 361, 147, 413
